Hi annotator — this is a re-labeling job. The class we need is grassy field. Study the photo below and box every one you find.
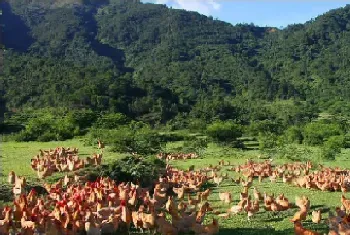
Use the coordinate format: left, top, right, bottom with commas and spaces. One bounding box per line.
167, 141, 350, 234
0, 138, 126, 183
2, 138, 350, 234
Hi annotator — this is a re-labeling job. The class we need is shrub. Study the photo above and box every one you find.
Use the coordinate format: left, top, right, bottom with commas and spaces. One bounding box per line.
55, 118, 79, 140
303, 122, 342, 146
249, 120, 285, 136
206, 121, 242, 143
110, 126, 164, 155
66, 110, 98, 130
188, 119, 207, 132
159, 132, 185, 142
165, 115, 188, 131
107, 155, 166, 186
259, 132, 278, 150
285, 126, 303, 144
37, 132, 57, 142
15, 114, 78, 142
131, 128, 163, 155
182, 138, 208, 156
94, 113, 129, 129
321, 135, 345, 160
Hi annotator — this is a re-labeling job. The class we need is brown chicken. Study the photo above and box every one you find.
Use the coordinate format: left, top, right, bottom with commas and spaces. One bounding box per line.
341, 194, 350, 212
219, 192, 232, 204
291, 206, 308, 222
292, 220, 320, 235
202, 218, 219, 235
311, 210, 321, 224
0, 207, 12, 235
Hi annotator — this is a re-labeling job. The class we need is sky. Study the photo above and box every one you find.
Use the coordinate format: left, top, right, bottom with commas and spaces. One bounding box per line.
142, 0, 349, 28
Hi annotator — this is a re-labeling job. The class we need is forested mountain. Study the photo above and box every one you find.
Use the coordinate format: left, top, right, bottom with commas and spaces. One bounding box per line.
1, 0, 350, 124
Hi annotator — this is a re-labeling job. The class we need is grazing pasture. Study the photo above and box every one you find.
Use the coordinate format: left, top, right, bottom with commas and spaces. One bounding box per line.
1, 139, 350, 234
0, 139, 125, 183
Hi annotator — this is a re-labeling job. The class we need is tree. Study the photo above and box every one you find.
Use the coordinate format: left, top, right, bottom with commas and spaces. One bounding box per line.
258, 132, 278, 150
107, 155, 165, 186
285, 126, 303, 144
182, 138, 208, 156
206, 121, 242, 143
321, 135, 345, 160
111, 126, 164, 155
94, 113, 129, 129
303, 122, 342, 146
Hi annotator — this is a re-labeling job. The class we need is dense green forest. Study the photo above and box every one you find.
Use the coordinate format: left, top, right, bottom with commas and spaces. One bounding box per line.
1, 0, 350, 129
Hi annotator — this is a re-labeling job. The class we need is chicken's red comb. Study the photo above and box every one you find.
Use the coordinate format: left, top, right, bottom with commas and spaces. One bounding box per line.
120, 200, 127, 207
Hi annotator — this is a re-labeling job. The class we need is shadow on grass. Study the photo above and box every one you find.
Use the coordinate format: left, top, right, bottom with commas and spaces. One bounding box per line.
310, 204, 330, 213
202, 182, 217, 190
219, 227, 294, 235
260, 216, 286, 222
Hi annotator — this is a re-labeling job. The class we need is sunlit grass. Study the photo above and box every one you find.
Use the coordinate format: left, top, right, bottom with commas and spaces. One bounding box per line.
1, 139, 350, 234
0, 139, 125, 184
168, 144, 350, 235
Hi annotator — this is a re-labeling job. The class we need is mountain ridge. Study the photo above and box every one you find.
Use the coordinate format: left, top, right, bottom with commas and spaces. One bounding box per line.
1, 1, 350, 124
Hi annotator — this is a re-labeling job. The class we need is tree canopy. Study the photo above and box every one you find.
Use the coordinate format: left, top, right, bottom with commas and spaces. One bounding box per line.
2, 1, 350, 125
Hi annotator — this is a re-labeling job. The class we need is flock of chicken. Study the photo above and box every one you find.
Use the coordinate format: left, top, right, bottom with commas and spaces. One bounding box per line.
156, 152, 199, 161
222, 159, 350, 193
1, 164, 220, 234
3, 140, 350, 235
30, 147, 103, 179
200, 159, 350, 235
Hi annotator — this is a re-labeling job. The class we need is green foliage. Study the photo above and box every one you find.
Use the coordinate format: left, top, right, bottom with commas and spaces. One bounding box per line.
285, 126, 304, 144
66, 110, 98, 130
275, 144, 313, 161
94, 113, 129, 129
108, 126, 163, 155
258, 132, 279, 150
107, 155, 166, 186
4, 0, 350, 140
15, 114, 80, 142
159, 132, 185, 142
182, 138, 208, 156
131, 127, 164, 155
206, 121, 242, 143
2, 0, 338, 128
187, 119, 208, 132
321, 135, 345, 160
249, 120, 285, 136
303, 121, 342, 146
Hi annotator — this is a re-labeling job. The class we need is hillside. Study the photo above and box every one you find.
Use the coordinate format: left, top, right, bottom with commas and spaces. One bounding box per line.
1, 0, 350, 124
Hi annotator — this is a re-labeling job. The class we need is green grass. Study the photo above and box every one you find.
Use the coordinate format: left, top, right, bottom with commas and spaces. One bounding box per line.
2, 139, 350, 234
168, 143, 350, 235
0, 138, 126, 184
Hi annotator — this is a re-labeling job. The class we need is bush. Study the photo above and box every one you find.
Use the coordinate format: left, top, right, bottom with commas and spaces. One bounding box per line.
55, 118, 80, 140
159, 132, 185, 142
321, 135, 345, 160
182, 138, 208, 156
107, 155, 166, 186
108, 126, 164, 155
303, 122, 342, 146
285, 126, 303, 144
37, 132, 57, 142
249, 120, 285, 136
15, 115, 78, 142
259, 132, 278, 150
206, 121, 242, 143
132, 128, 164, 155
188, 119, 207, 132
94, 113, 129, 129
165, 115, 188, 131
66, 110, 98, 130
